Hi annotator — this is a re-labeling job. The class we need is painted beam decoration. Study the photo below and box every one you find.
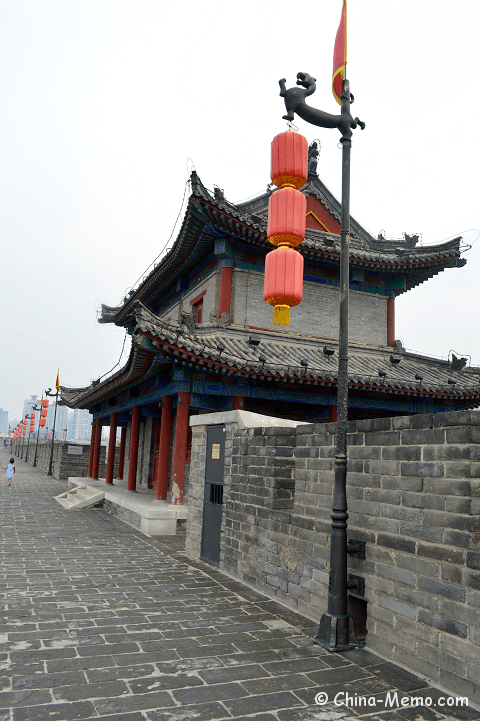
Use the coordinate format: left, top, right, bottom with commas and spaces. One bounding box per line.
264, 131, 308, 326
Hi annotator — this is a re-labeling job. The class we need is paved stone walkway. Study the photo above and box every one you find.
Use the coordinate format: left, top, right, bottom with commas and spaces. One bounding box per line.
0, 447, 479, 721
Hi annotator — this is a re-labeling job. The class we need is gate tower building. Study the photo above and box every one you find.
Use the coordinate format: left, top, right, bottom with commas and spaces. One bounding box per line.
60, 160, 480, 502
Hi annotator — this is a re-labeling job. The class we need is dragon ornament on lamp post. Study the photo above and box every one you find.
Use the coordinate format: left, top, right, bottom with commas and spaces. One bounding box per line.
278, 71, 365, 651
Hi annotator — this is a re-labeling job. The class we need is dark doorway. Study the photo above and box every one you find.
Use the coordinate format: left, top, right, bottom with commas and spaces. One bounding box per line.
201, 425, 226, 565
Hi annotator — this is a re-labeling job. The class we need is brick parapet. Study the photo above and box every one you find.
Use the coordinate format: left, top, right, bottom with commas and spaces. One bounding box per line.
21, 440, 122, 481
186, 408, 480, 704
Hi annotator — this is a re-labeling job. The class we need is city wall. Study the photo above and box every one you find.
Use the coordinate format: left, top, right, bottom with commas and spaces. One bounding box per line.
186, 410, 480, 704
17, 440, 112, 480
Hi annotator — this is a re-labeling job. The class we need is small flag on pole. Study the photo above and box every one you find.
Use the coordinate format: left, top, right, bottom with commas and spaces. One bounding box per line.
55, 370, 60, 391
332, 0, 347, 105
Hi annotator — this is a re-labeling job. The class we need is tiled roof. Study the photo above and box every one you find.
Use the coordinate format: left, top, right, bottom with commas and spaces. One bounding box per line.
98, 172, 464, 326
60, 334, 156, 408
61, 303, 480, 409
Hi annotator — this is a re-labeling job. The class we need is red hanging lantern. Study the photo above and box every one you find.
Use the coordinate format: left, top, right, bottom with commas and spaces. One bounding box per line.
271, 131, 308, 189
264, 130, 308, 326
39, 418, 46, 428
41, 408, 47, 418
267, 187, 306, 248
264, 246, 304, 325
42, 399, 49, 408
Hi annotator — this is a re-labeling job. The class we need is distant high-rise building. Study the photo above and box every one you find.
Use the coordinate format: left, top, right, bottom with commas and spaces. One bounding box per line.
22, 396, 40, 434
0, 408, 8, 434
66, 410, 75, 441
41, 402, 69, 441
73, 408, 92, 441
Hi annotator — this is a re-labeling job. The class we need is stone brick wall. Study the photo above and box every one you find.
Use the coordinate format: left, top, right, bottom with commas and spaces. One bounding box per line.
103, 498, 142, 530
23, 441, 96, 479
186, 409, 480, 705
181, 273, 219, 322
231, 269, 388, 346
22, 441, 122, 480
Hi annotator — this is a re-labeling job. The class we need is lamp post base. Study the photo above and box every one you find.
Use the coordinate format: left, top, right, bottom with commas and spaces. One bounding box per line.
313, 612, 363, 652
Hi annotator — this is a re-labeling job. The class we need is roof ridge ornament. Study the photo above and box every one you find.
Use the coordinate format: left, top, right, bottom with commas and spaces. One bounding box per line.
308, 140, 320, 178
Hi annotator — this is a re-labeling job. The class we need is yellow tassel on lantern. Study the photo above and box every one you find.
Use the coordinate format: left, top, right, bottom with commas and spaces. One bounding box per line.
274, 304, 290, 326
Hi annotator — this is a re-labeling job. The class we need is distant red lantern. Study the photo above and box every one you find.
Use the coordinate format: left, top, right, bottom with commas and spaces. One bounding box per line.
264, 246, 304, 325
271, 131, 308, 189
41, 408, 47, 418
42, 399, 49, 408
265, 131, 308, 326
39, 418, 46, 428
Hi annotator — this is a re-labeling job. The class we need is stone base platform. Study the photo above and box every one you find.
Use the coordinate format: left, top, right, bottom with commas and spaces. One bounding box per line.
67, 477, 187, 536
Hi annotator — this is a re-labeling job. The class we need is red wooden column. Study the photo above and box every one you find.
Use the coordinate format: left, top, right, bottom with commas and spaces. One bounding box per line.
117, 427, 126, 480
127, 405, 141, 492
92, 419, 102, 479
171, 392, 190, 505
233, 396, 244, 410
218, 267, 233, 317
87, 419, 97, 477
105, 413, 117, 485
330, 405, 338, 422
387, 296, 395, 347
156, 395, 172, 501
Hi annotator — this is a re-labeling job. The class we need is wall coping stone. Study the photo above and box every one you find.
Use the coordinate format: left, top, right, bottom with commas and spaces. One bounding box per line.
190, 410, 304, 430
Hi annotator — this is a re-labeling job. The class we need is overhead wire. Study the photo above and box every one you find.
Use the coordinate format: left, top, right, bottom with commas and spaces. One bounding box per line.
119, 178, 191, 306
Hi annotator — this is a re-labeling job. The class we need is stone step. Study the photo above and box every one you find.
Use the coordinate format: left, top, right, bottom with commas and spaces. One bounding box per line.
55, 486, 105, 510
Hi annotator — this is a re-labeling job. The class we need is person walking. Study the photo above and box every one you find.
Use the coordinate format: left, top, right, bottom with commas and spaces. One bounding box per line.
1, 458, 15, 487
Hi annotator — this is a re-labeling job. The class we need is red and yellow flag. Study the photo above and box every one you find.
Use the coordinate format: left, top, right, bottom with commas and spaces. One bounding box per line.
55, 370, 60, 391
332, 0, 347, 105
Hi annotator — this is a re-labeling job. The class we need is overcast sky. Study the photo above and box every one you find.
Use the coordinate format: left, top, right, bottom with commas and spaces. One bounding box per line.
1, 0, 479, 421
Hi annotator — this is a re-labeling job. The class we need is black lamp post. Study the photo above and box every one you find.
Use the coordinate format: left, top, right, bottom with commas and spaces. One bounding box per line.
15, 424, 21, 455
45, 387, 60, 476
279, 72, 365, 651
24, 418, 34, 463
31, 402, 44, 468
20, 415, 30, 460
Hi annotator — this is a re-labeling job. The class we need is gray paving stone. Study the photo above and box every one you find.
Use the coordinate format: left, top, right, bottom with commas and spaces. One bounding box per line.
93, 691, 176, 714
52, 679, 129, 702
0, 689, 53, 708
277, 710, 355, 721
85, 715, 146, 721
85, 663, 157, 683
145, 701, 230, 720
198, 662, 271, 684
12, 700, 96, 721
129, 673, 205, 694
11, 671, 86, 690
1, 452, 478, 721
260, 657, 329, 676
306, 665, 371, 685
224, 690, 303, 716
45, 654, 116, 673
